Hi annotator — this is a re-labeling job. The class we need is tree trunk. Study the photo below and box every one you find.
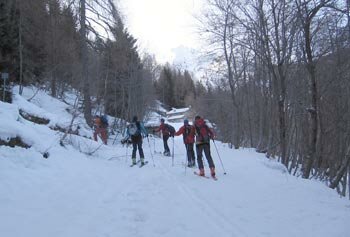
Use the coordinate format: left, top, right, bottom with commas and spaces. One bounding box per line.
18, 0, 23, 95
80, 0, 92, 126
329, 148, 350, 189
301, 14, 319, 179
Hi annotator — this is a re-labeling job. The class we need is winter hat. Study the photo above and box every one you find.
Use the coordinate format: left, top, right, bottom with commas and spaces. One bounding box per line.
184, 119, 189, 124
195, 115, 201, 120
160, 118, 165, 123
132, 116, 138, 122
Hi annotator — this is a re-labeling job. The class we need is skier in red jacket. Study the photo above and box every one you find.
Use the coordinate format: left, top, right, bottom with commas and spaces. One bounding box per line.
154, 118, 172, 156
194, 115, 216, 178
175, 119, 196, 167
93, 115, 108, 145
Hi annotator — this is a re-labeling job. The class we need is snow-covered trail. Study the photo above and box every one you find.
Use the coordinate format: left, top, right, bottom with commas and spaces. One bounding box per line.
2, 87, 349, 237
1, 135, 350, 237
0, 138, 240, 237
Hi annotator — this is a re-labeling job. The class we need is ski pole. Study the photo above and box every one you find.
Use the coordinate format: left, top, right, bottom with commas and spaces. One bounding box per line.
147, 137, 155, 167
108, 155, 128, 160
112, 133, 118, 145
152, 136, 160, 154
212, 139, 227, 175
153, 135, 156, 153
184, 144, 189, 175
172, 137, 175, 166
125, 143, 128, 164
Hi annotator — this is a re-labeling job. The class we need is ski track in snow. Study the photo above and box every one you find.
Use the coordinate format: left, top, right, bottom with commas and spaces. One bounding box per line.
156, 155, 247, 237
2, 138, 350, 237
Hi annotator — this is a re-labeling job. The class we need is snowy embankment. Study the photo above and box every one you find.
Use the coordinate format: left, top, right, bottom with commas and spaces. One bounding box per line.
1, 87, 350, 237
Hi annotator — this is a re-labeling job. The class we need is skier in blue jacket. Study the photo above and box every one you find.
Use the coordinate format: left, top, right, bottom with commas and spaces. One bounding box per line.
123, 116, 148, 166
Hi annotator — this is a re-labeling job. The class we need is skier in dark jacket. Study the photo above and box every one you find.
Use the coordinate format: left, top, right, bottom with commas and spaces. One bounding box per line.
175, 119, 196, 167
154, 118, 172, 156
123, 116, 148, 165
194, 115, 216, 177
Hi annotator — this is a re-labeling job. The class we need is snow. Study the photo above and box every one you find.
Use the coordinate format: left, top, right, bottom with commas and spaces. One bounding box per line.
167, 114, 185, 120
1, 87, 350, 237
154, 100, 168, 113
166, 107, 190, 115
144, 111, 163, 127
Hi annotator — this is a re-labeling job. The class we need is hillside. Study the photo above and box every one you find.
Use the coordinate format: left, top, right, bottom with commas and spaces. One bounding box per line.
0, 87, 349, 237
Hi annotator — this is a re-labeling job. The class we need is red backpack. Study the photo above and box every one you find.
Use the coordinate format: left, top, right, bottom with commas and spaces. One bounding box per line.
195, 119, 211, 143
183, 125, 194, 143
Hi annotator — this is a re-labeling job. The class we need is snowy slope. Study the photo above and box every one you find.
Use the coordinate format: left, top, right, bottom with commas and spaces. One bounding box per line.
1, 87, 350, 237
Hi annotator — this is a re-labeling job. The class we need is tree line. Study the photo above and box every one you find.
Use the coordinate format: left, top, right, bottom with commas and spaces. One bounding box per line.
0, 0, 200, 125
194, 0, 350, 197
0, 0, 158, 125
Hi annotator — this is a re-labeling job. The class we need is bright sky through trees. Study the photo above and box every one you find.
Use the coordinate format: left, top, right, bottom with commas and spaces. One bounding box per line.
119, 0, 203, 64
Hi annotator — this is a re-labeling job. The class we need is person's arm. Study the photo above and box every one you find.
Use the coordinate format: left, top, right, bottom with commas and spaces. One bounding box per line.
174, 126, 184, 136
154, 124, 161, 132
208, 127, 215, 139
125, 127, 130, 139
155, 124, 165, 133
140, 123, 148, 137
121, 128, 130, 144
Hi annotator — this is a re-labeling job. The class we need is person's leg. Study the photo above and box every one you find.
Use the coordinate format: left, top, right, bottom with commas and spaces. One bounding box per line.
185, 144, 191, 166
196, 144, 205, 175
101, 128, 108, 144
138, 139, 145, 164
163, 135, 170, 155
188, 143, 196, 167
132, 142, 137, 164
203, 144, 215, 176
93, 129, 98, 141
162, 136, 167, 153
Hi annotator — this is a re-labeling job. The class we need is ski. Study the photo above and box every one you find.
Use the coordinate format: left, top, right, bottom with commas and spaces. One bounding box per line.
193, 171, 210, 179
194, 171, 218, 180
139, 161, 149, 168
130, 160, 141, 167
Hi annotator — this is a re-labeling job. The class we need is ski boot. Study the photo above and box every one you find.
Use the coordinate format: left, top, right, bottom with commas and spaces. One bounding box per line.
210, 167, 216, 178
132, 157, 137, 165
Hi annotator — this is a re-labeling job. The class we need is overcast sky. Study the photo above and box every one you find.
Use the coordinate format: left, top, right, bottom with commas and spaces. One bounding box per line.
119, 0, 204, 65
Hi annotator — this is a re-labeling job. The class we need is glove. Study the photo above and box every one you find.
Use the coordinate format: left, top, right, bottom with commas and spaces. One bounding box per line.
121, 138, 128, 144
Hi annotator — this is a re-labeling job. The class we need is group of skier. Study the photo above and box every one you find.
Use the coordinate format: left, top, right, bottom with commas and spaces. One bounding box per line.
174, 116, 216, 178
93, 114, 217, 178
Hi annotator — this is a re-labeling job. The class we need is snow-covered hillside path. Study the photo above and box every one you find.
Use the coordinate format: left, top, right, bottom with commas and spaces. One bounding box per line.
1, 86, 349, 237
2, 136, 350, 237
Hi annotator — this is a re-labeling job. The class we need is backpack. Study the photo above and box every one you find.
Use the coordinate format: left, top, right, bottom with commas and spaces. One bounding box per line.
128, 122, 141, 136
183, 124, 193, 142
196, 124, 210, 143
165, 124, 175, 136
184, 125, 192, 138
100, 115, 109, 127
